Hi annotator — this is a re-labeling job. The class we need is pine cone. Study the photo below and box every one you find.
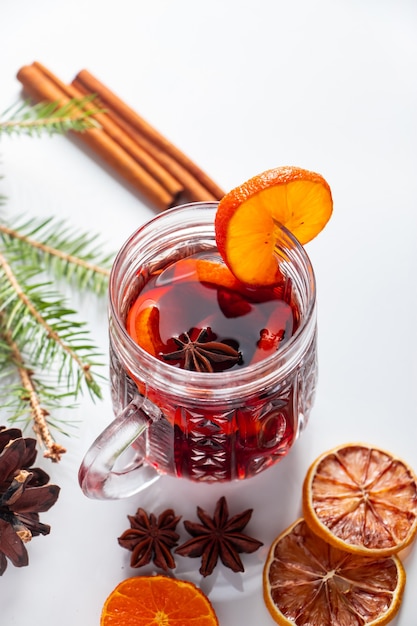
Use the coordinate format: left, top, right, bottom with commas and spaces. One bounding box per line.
0, 426, 60, 575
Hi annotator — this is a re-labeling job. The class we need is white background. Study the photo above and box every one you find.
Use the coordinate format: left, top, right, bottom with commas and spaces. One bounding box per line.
1, 1, 416, 624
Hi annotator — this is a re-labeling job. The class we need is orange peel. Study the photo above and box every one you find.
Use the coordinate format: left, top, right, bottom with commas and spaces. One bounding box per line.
215, 165, 333, 286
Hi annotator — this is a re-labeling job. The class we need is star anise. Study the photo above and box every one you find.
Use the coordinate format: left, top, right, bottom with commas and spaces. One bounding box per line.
161, 327, 241, 373
0, 425, 60, 575
175, 496, 263, 577
118, 507, 181, 571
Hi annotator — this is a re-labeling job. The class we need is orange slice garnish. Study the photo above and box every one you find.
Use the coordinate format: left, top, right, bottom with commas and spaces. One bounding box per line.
263, 517, 406, 626
164, 257, 243, 290
100, 575, 219, 626
302, 443, 417, 556
126, 297, 164, 356
196, 258, 242, 291
215, 166, 333, 286
150, 257, 240, 291
126, 259, 243, 355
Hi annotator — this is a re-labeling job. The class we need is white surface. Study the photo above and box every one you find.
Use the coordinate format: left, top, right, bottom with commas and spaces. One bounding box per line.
1, 1, 417, 624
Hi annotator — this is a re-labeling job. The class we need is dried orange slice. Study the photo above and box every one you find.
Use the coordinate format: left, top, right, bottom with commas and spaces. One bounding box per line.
215, 166, 333, 285
303, 443, 417, 556
100, 575, 219, 626
263, 518, 406, 626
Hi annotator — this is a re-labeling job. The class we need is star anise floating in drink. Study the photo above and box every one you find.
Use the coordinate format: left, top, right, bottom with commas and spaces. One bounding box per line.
0, 426, 60, 575
175, 496, 263, 576
118, 507, 181, 571
162, 327, 241, 373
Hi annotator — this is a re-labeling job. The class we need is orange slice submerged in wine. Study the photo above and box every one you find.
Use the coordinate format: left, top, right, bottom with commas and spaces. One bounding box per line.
126, 259, 241, 355
127, 296, 164, 356
100, 575, 219, 626
126, 257, 293, 369
302, 443, 417, 556
263, 518, 406, 626
215, 166, 333, 286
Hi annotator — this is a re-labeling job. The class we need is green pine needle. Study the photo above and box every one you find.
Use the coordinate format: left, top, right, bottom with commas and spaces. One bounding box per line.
0, 96, 102, 137
1, 215, 113, 296
0, 360, 79, 438
0, 95, 116, 460
0, 212, 114, 459
0, 219, 112, 396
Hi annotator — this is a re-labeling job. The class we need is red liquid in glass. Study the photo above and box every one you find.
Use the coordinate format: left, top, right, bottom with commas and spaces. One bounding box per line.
110, 252, 316, 482
127, 254, 299, 370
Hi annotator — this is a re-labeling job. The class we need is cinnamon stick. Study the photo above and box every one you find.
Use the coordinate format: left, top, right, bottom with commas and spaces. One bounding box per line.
32, 62, 183, 202
73, 69, 225, 201
72, 77, 217, 203
17, 63, 179, 210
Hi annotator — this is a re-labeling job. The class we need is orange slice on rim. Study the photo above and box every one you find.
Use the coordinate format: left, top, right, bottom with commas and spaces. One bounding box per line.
302, 443, 417, 556
215, 166, 333, 286
263, 517, 406, 626
100, 575, 219, 626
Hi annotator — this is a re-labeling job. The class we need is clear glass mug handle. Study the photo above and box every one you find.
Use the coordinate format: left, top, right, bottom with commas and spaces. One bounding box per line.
78, 395, 160, 499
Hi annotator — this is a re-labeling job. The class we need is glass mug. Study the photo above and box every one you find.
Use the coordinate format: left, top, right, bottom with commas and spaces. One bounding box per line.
78, 202, 317, 499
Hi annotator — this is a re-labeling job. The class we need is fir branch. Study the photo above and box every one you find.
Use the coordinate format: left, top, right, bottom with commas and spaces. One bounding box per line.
0, 97, 102, 137
0, 250, 104, 397
0, 211, 113, 459
0, 348, 78, 435
0, 97, 113, 460
0, 315, 66, 461
0, 216, 111, 296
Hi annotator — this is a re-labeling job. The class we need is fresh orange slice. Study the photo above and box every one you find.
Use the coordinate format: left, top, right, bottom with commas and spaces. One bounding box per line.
126, 259, 248, 355
126, 259, 238, 351
100, 575, 219, 626
263, 517, 406, 626
303, 443, 417, 556
126, 298, 164, 355
215, 166, 333, 285
164, 257, 243, 291
195, 258, 242, 291
150, 257, 241, 291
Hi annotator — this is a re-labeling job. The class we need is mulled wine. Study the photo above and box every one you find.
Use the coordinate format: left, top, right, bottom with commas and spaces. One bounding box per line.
80, 203, 317, 498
